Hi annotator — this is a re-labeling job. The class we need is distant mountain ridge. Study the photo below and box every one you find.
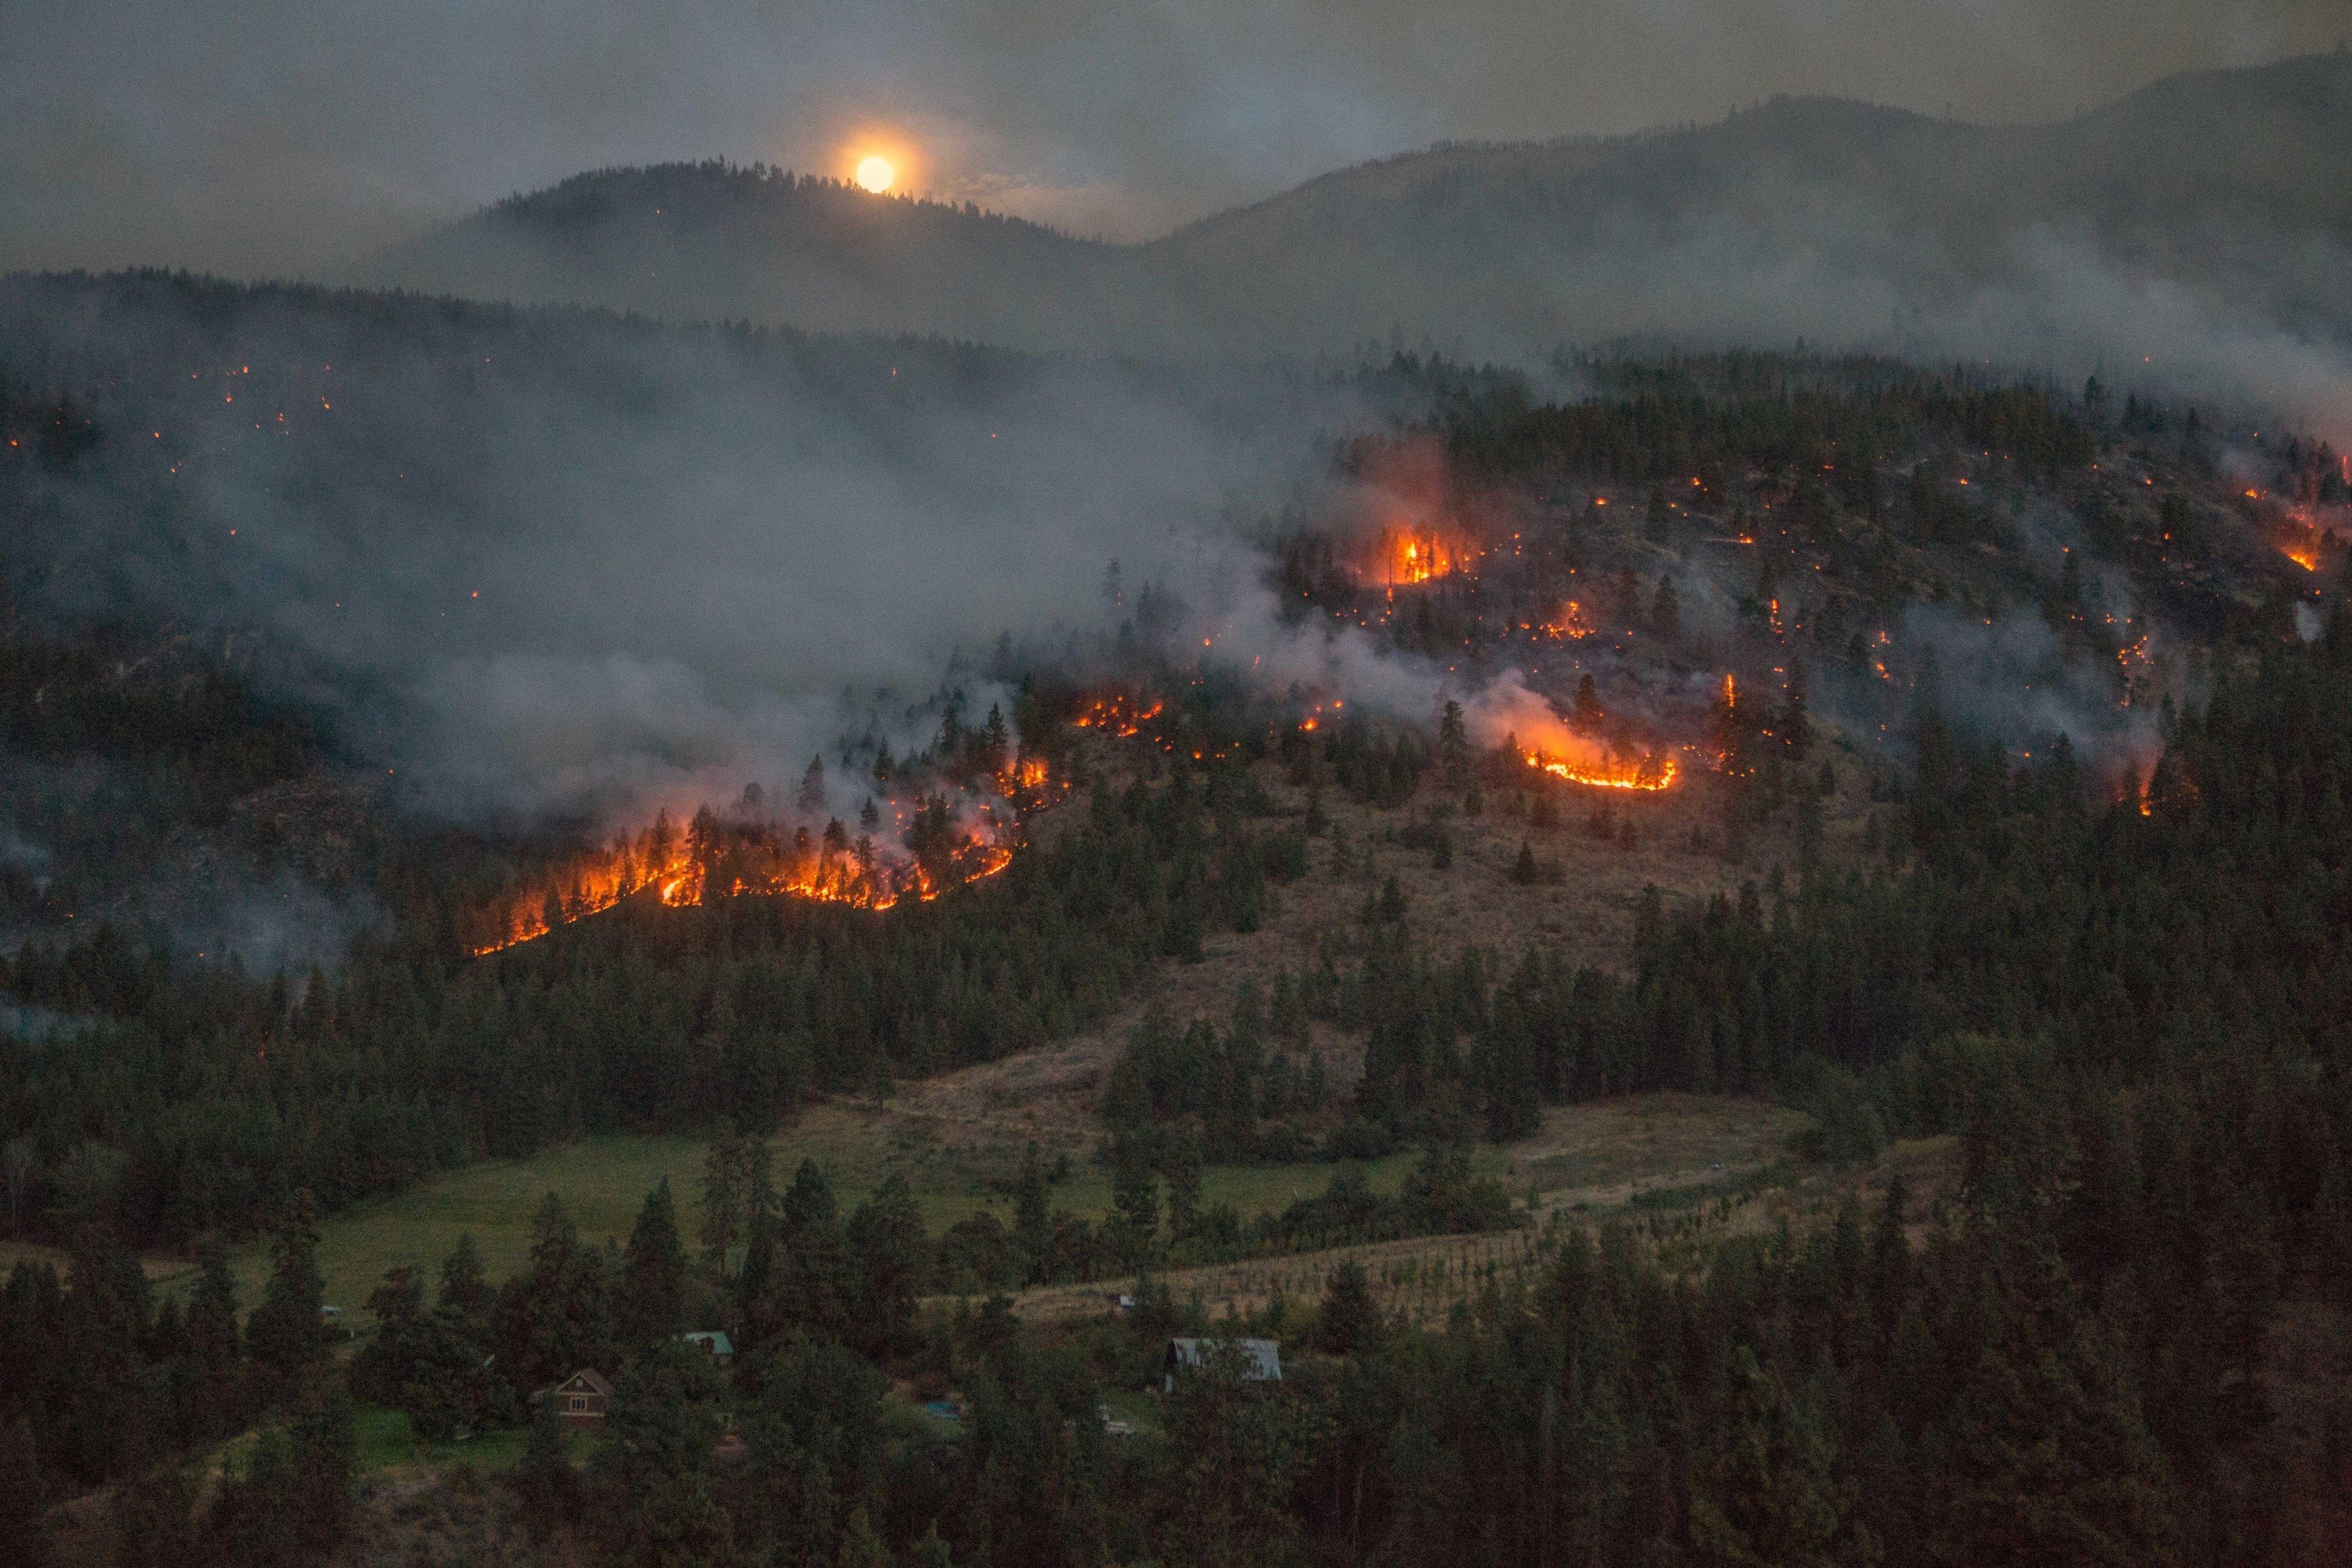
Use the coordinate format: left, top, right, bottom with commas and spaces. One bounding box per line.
359, 50, 2352, 362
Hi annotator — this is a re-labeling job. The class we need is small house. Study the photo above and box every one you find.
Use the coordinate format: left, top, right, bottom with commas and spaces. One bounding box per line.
682, 1331, 734, 1366
1162, 1337, 1282, 1394
550, 1367, 615, 1424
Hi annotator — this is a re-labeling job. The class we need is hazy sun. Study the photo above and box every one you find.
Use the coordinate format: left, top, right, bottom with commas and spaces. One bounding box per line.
854, 156, 895, 193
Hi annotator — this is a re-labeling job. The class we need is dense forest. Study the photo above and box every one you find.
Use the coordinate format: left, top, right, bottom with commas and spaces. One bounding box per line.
11, 624, 2352, 1564
6, 274, 2352, 1562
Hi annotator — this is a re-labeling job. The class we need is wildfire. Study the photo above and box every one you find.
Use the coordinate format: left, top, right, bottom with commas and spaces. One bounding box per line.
1296, 697, 1343, 734
1071, 692, 1164, 738
469, 757, 1054, 955
1371, 526, 1469, 587
2286, 547, 2319, 571
1538, 600, 1593, 640
1524, 748, 1680, 792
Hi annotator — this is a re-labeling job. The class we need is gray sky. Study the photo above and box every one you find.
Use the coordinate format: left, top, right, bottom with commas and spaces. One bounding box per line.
1, 1, 2343, 275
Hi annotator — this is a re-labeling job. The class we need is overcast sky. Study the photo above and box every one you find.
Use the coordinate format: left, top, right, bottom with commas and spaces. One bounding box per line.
1, 1, 2342, 275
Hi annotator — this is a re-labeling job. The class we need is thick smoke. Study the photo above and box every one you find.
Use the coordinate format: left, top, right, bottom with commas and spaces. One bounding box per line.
3, 286, 1395, 830
1889, 604, 2162, 759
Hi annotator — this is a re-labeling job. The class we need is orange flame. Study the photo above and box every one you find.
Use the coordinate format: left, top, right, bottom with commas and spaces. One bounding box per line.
469, 758, 1054, 955
1524, 749, 1679, 791
1368, 526, 1470, 587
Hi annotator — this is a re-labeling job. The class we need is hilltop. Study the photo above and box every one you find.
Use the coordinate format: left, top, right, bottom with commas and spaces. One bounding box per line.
356, 50, 2352, 360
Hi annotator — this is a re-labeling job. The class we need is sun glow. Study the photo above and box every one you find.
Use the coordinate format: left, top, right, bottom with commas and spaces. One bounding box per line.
854, 156, 896, 193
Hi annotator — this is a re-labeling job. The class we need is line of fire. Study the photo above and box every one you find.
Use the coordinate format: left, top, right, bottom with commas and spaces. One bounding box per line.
470, 411, 2346, 956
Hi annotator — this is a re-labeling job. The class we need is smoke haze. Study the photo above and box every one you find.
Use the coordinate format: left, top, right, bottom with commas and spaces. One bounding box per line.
0, 280, 1399, 826
3, 1, 2343, 272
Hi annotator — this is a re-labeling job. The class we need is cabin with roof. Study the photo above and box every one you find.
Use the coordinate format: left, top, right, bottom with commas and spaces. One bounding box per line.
1162, 1337, 1282, 1393
683, 1330, 734, 1366
549, 1367, 614, 1424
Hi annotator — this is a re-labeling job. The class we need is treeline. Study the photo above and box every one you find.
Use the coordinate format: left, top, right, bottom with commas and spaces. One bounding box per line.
933, 1138, 1514, 1295
1298, 353, 2296, 680
1419, 355, 2098, 490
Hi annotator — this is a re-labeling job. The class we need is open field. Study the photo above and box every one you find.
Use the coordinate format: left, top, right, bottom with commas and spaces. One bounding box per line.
218, 1090, 1807, 1327
225, 1124, 1445, 1321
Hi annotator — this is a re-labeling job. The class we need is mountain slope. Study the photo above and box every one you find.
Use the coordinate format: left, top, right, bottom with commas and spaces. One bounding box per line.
357, 51, 2352, 361
368, 161, 1132, 346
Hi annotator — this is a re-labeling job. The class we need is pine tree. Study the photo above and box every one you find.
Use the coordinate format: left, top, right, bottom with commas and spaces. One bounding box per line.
1111, 1156, 1160, 1268
847, 1172, 924, 1356
777, 1160, 851, 1336
619, 1179, 687, 1351
1439, 699, 1469, 783
1318, 1261, 1377, 1355
355, 1264, 428, 1407
438, 1233, 492, 1326
506, 1192, 612, 1388
1572, 675, 1604, 732
1013, 1144, 1052, 1282
245, 1191, 325, 1380
1164, 1142, 1204, 1242
186, 1245, 240, 1362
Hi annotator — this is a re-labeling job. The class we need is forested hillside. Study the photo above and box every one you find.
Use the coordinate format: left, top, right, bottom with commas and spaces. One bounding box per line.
6, 272, 2352, 1563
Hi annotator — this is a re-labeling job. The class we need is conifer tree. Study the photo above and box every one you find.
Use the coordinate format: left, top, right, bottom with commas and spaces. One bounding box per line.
245, 1191, 326, 1380
619, 1178, 687, 1351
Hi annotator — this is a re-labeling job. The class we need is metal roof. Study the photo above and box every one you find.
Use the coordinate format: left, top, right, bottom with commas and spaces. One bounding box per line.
1165, 1337, 1283, 1381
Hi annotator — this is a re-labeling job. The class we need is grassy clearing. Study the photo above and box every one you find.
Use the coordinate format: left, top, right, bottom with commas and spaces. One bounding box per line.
1098, 1388, 1163, 1437
351, 1404, 592, 1476
228, 1135, 714, 1319
224, 1121, 1489, 1327
1512, 1095, 1806, 1197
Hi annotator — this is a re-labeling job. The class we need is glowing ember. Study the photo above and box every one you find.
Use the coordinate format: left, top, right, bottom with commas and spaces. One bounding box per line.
1071, 692, 1164, 738
1539, 600, 1593, 639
